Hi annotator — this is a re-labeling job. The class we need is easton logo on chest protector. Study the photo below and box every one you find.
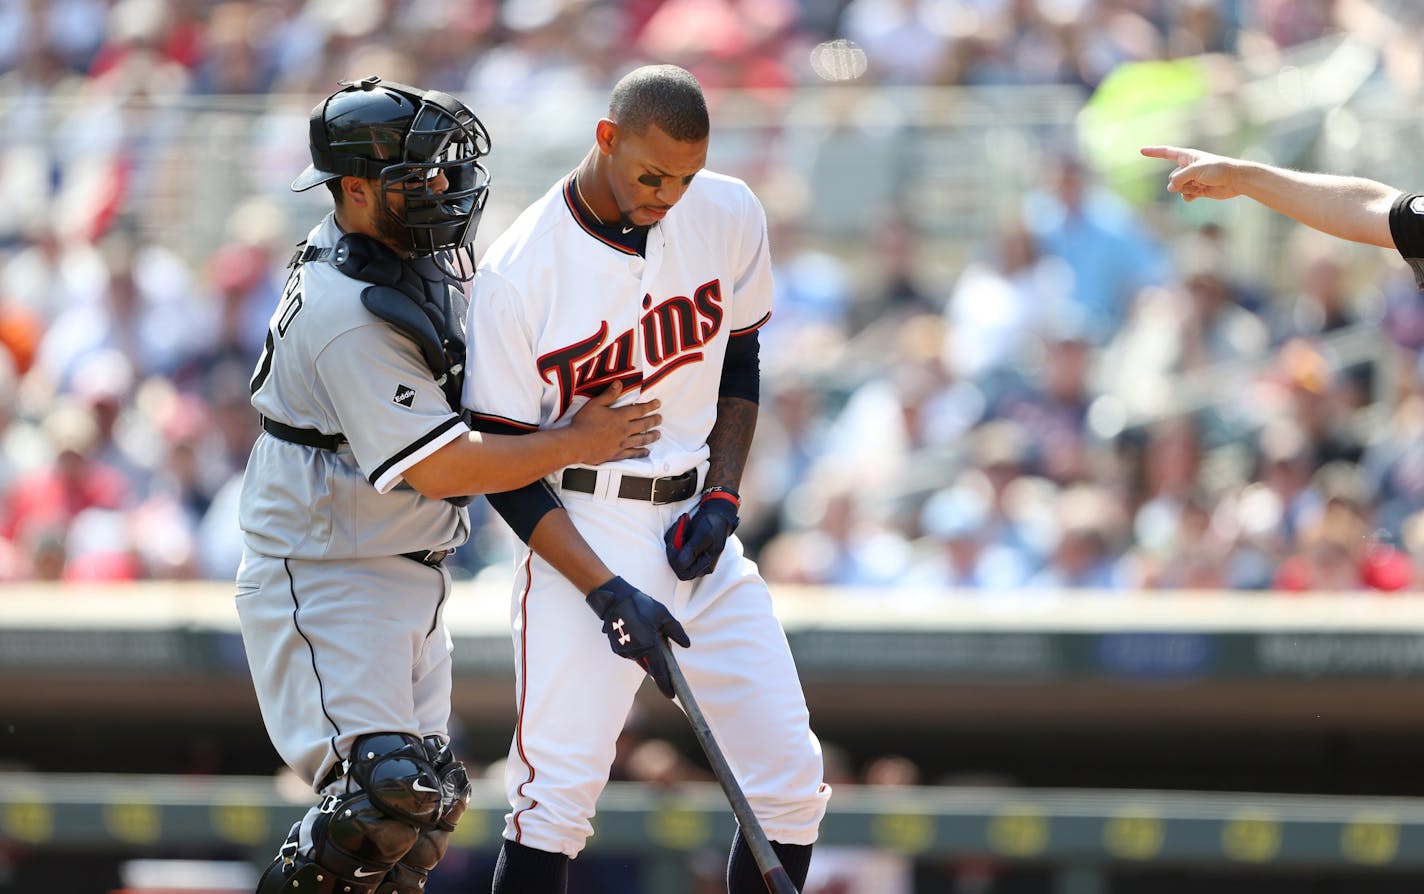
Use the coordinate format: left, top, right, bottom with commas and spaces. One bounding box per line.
393, 384, 416, 407
538, 279, 725, 416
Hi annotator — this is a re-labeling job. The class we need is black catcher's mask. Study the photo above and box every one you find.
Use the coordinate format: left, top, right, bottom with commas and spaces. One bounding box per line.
292, 75, 492, 278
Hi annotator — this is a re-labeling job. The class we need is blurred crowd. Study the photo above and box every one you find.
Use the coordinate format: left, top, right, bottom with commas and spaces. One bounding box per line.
1, 0, 1423, 593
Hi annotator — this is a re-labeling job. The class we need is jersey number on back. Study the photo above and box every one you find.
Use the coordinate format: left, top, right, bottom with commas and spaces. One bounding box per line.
249, 270, 305, 394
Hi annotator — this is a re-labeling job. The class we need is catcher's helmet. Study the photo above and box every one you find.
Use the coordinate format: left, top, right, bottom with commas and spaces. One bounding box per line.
292, 76, 492, 261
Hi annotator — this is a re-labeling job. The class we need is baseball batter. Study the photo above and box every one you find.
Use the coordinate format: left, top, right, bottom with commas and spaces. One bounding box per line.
463, 65, 830, 893
234, 77, 659, 894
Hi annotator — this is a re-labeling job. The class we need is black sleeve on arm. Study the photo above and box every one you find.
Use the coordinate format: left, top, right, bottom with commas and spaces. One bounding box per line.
1389, 193, 1424, 289
486, 481, 562, 544
469, 415, 563, 543
719, 329, 761, 404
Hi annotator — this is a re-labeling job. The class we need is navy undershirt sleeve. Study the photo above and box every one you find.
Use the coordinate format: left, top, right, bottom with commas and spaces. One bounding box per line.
469, 416, 563, 543
719, 330, 760, 403
485, 481, 561, 544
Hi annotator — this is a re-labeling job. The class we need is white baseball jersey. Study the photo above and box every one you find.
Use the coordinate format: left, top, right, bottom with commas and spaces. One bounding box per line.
463, 172, 829, 858
461, 170, 772, 465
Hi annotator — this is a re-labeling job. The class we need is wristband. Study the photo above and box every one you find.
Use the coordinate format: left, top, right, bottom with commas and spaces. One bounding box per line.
700, 485, 740, 509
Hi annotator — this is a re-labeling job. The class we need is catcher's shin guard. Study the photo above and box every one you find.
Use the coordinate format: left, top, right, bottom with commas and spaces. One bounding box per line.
378, 737, 473, 893
255, 733, 444, 894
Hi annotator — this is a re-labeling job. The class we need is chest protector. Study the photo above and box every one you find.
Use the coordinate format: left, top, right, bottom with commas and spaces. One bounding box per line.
290, 233, 467, 408
333, 233, 467, 408
285, 233, 470, 506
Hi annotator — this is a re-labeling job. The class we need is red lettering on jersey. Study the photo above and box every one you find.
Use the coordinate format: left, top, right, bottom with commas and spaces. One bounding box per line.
573, 330, 638, 394
641, 278, 724, 365
641, 294, 703, 365
539, 279, 725, 414
692, 279, 724, 341
538, 324, 641, 417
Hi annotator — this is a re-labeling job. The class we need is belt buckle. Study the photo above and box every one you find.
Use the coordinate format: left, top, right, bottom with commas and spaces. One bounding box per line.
650, 470, 694, 505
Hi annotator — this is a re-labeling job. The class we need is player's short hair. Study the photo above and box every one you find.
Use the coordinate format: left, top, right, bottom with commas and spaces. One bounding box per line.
609, 65, 709, 143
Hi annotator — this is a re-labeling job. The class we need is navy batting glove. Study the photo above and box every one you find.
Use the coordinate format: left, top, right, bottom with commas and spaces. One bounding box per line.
586, 576, 691, 699
664, 487, 741, 581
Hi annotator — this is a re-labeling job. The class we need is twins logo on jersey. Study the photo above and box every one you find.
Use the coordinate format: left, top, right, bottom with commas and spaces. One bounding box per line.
538, 278, 725, 416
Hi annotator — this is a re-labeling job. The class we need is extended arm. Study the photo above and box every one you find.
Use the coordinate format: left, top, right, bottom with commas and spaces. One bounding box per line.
1141, 145, 1400, 249
404, 382, 660, 500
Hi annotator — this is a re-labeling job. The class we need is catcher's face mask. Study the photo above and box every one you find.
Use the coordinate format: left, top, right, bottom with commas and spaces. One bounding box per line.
293, 76, 492, 278
377, 89, 491, 257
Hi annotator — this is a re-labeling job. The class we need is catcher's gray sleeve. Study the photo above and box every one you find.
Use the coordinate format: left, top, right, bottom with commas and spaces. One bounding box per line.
317, 323, 467, 492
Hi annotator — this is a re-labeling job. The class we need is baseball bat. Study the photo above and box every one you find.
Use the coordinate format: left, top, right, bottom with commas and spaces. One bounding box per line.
657, 638, 800, 894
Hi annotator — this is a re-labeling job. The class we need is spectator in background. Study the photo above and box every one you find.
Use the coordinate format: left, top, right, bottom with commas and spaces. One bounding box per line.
837, 0, 954, 85
849, 209, 937, 334
1125, 491, 1233, 590
1252, 417, 1321, 550
907, 476, 1034, 591
1166, 0, 1234, 57
1273, 231, 1372, 343
943, 213, 1075, 388
0, 0, 107, 74
1362, 382, 1424, 539
989, 321, 1096, 485
764, 469, 916, 587
1027, 483, 1127, 590
740, 374, 830, 554
821, 314, 981, 494
132, 392, 230, 579
0, 216, 108, 331
30, 231, 204, 395
763, 210, 854, 362
170, 223, 284, 395
1023, 153, 1168, 345
1273, 467, 1372, 592
1173, 229, 1272, 370
0, 397, 133, 579
191, 1, 274, 95
1260, 337, 1366, 467
893, 421, 1066, 590
1400, 507, 1424, 586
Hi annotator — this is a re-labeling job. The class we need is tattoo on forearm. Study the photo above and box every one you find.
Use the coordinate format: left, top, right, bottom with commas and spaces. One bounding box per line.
705, 397, 757, 491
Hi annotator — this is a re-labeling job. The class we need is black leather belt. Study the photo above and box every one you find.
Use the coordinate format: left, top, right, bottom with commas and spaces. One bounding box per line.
262, 415, 345, 450
561, 467, 698, 504
401, 549, 451, 567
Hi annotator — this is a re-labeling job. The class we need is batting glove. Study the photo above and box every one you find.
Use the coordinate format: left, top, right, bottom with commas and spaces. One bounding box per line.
586, 576, 691, 699
664, 487, 741, 581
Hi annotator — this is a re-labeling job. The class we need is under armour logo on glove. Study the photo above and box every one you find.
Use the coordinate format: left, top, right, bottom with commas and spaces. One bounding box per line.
664, 487, 741, 580
586, 576, 690, 699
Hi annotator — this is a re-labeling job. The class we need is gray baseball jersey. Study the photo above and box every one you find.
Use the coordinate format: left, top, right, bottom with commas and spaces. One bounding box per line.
240, 213, 471, 559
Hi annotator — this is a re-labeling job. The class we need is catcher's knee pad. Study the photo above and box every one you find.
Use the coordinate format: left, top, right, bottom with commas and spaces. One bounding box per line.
255, 733, 444, 894
381, 736, 474, 893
